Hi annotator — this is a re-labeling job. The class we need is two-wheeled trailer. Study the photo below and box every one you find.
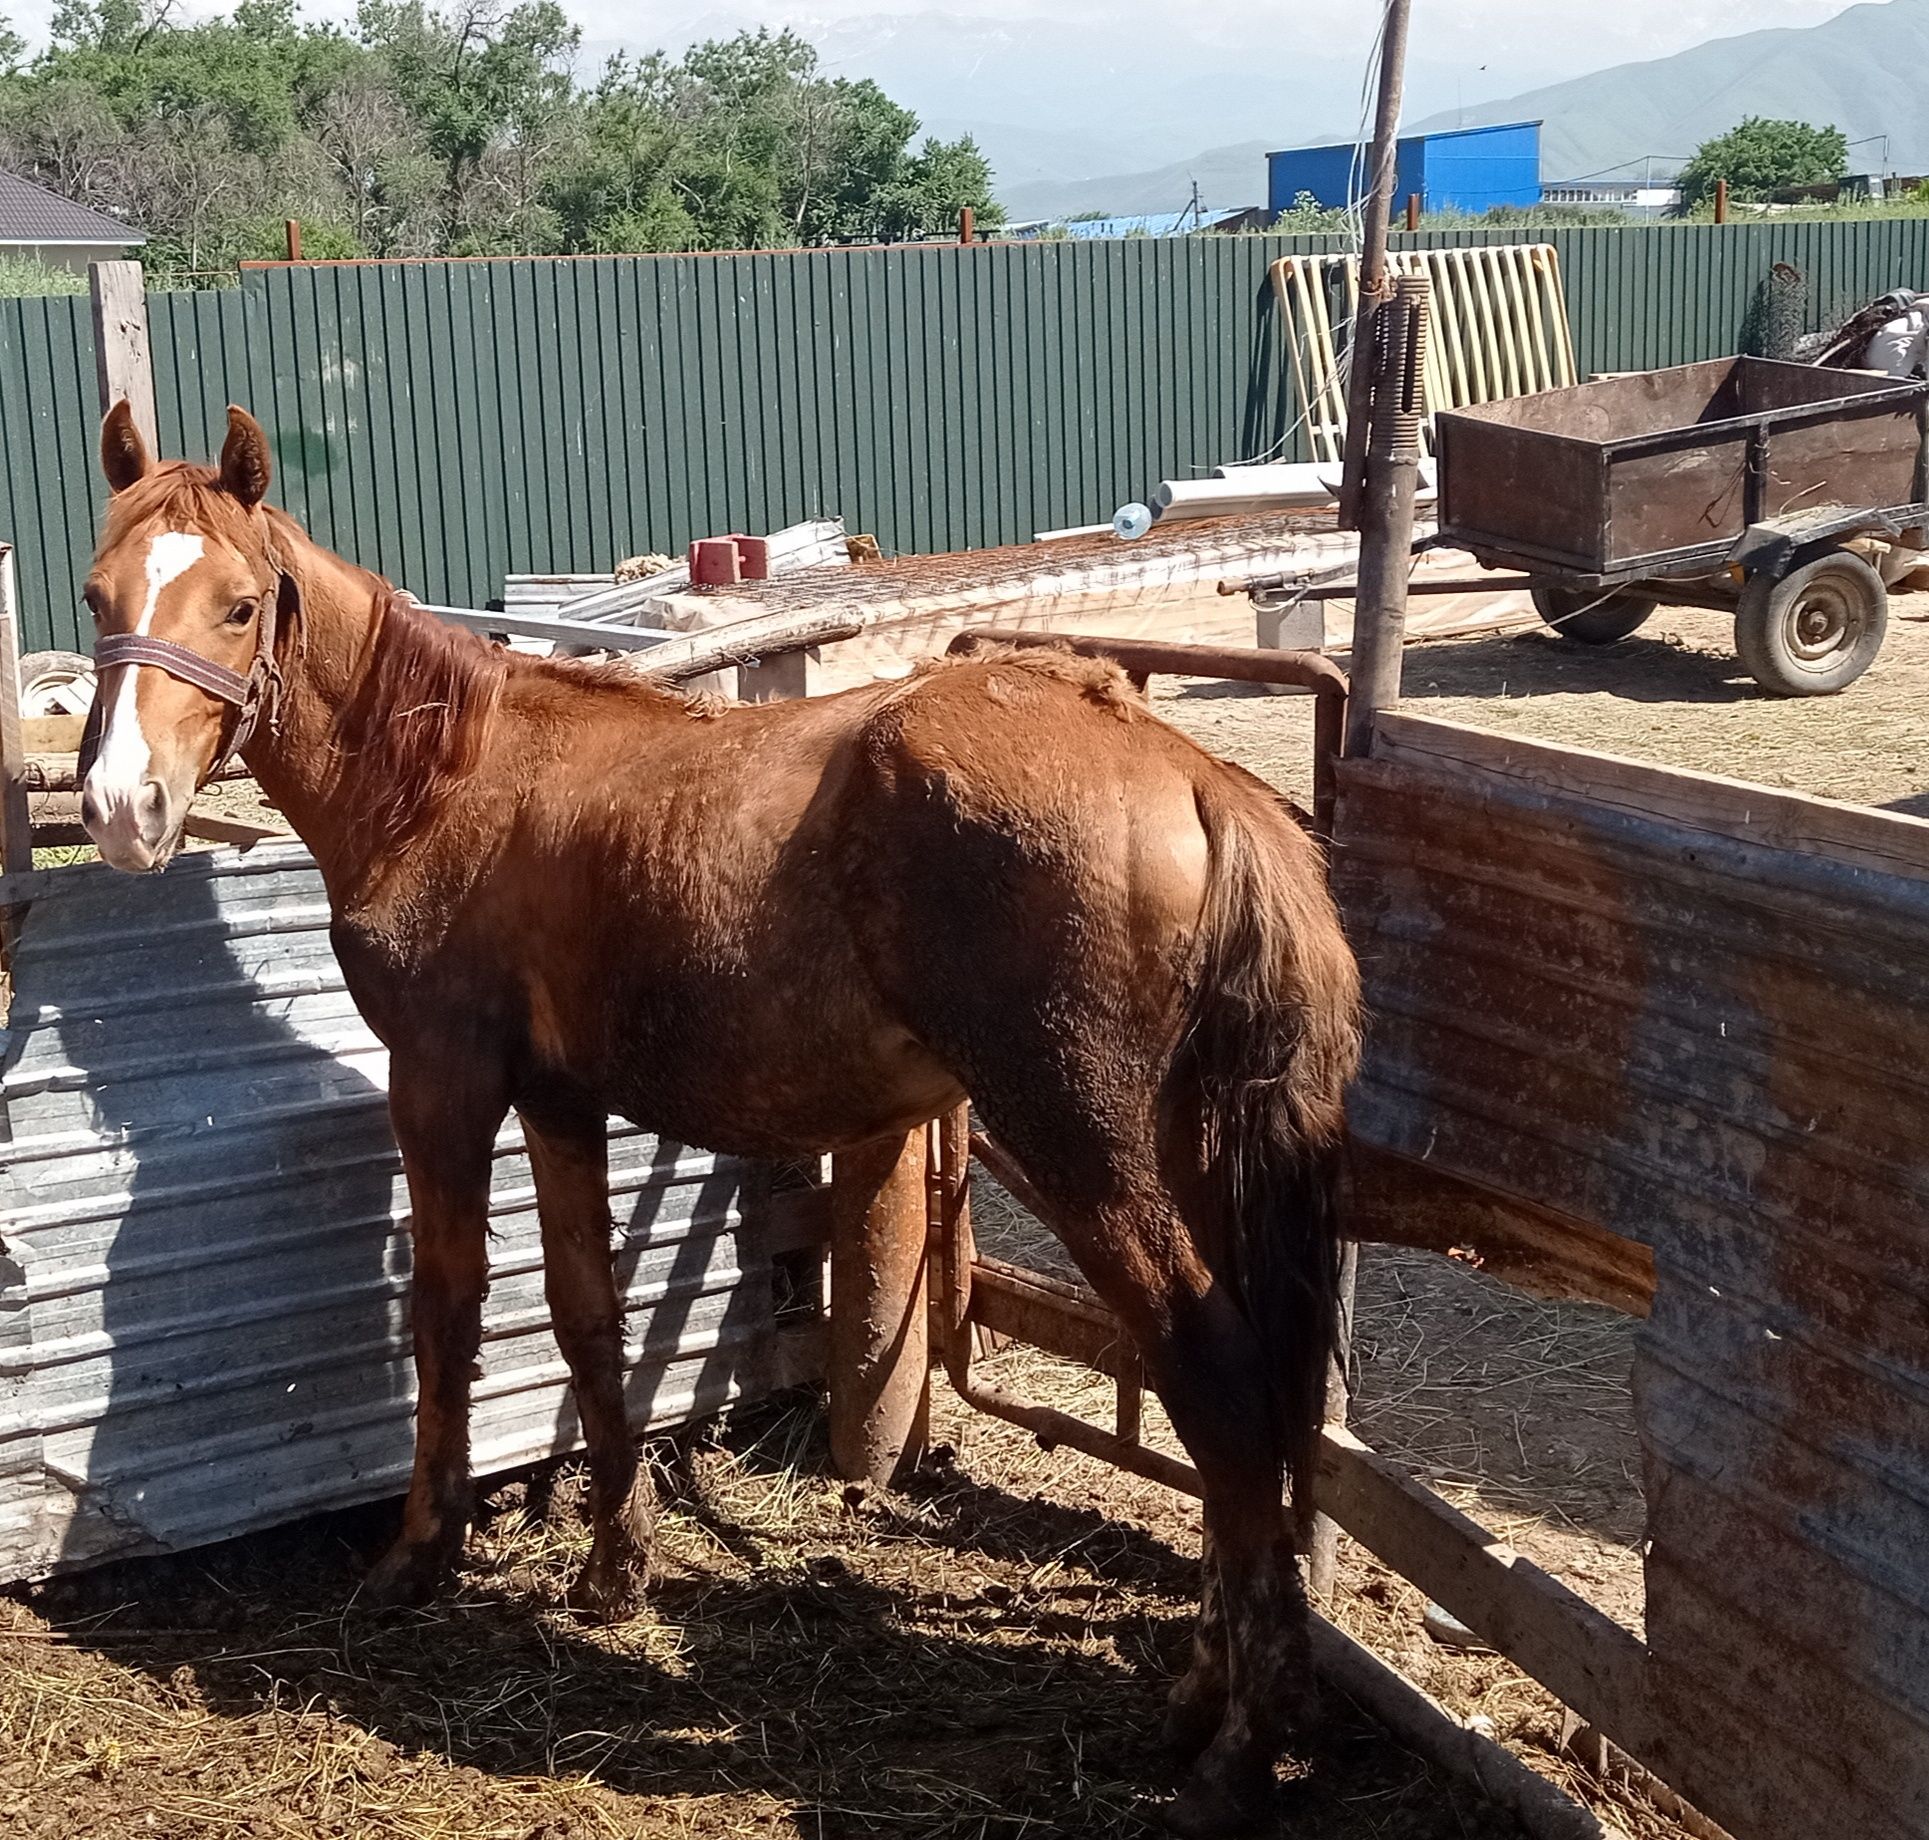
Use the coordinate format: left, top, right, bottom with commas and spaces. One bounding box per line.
1434, 355, 1929, 695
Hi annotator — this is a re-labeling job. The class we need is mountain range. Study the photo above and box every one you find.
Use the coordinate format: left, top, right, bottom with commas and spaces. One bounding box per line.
987, 0, 1929, 218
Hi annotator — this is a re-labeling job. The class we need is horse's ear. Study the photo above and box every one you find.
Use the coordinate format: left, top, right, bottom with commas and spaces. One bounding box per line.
219, 405, 273, 508
100, 399, 150, 494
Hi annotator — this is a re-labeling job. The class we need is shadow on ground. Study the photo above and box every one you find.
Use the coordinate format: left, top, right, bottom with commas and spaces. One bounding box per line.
1400, 628, 1758, 706
14, 1393, 1524, 1840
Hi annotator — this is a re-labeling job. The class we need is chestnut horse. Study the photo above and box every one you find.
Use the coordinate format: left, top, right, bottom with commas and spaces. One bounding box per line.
78, 402, 1359, 1837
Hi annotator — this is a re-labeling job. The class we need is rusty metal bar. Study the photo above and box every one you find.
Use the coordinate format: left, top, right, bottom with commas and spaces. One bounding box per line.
950, 625, 1346, 695
946, 626, 1349, 843
1223, 575, 1534, 600
967, 1127, 1054, 1233
957, 1370, 1203, 1496
19, 753, 251, 794
935, 1116, 1203, 1495
967, 1254, 1133, 1375
1115, 1358, 1144, 1443
1345, 272, 1431, 760
930, 1106, 974, 1388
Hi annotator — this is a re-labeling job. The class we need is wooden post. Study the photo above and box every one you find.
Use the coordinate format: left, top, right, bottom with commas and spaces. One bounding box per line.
285, 218, 303, 262
828, 1130, 930, 1488
0, 545, 33, 1019
1307, 1241, 1358, 1601
1714, 178, 1729, 225
1405, 192, 1421, 231
959, 206, 975, 245
1343, 270, 1431, 758
1336, 0, 1414, 529
0, 548, 29, 882
88, 261, 158, 455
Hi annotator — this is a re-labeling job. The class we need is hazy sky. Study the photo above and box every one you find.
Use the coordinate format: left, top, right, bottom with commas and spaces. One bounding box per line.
0, 0, 1870, 104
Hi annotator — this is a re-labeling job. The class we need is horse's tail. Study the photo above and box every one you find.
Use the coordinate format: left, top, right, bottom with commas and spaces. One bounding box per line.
1171, 764, 1361, 1516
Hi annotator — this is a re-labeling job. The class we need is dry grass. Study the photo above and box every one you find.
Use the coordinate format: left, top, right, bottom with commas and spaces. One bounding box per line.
3, 1363, 1547, 1840
0, 1193, 1669, 1840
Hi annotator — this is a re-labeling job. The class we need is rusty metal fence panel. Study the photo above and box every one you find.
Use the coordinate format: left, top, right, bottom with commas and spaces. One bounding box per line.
0, 844, 779, 1579
1335, 713, 1929, 1840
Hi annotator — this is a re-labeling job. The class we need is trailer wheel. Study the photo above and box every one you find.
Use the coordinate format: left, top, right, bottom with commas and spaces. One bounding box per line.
1735, 549, 1887, 696
1530, 585, 1658, 644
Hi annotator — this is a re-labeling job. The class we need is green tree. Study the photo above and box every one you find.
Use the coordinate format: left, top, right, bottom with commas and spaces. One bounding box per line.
871, 133, 1002, 242
356, 0, 578, 249
1678, 116, 1849, 207
0, 4, 1005, 269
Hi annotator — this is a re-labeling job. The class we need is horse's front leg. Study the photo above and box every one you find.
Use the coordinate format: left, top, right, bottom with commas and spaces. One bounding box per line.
521, 1099, 655, 1622
363, 1050, 508, 1607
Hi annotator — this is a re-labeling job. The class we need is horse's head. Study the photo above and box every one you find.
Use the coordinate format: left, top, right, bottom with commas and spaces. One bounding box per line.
81, 402, 287, 872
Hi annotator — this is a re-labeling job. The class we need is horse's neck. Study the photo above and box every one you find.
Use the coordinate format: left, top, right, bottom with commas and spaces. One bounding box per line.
239, 545, 400, 890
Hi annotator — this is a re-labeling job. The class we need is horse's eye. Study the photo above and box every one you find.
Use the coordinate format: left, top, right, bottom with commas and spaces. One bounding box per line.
226, 599, 258, 628
81, 584, 104, 620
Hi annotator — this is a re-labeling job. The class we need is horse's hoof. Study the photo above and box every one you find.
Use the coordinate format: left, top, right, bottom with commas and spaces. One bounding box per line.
1163, 1761, 1274, 1839
566, 1553, 644, 1625
360, 1538, 455, 1609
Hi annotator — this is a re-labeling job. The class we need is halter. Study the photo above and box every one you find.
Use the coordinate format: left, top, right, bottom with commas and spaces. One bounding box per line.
77, 558, 294, 787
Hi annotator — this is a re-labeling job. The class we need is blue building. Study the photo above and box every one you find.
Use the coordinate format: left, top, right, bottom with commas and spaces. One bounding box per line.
1267, 120, 1541, 219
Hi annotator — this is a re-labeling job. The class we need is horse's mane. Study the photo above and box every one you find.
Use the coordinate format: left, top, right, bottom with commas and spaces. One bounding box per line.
332, 592, 511, 858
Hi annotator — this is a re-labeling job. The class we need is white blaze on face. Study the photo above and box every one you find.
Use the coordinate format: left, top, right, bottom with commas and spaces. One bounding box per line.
81, 531, 206, 865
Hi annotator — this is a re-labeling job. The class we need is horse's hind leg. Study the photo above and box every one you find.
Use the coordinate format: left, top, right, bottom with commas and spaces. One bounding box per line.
1149, 1279, 1316, 1837
521, 1102, 653, 1621
364, 1052, 508, 1606
994, 1173, 1313, 1839
1163, 1531, 1227, 1761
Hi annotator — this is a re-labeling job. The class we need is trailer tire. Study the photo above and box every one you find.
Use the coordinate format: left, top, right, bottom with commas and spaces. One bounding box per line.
1735, 549, 1887, 696
1530, 585, 1658, 644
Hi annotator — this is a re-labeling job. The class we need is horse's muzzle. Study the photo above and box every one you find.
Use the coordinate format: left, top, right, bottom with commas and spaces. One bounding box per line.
81, 774, 179, 873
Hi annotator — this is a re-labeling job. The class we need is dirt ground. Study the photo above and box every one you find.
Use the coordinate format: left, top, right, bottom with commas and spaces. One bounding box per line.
18, 592, 1925, 1838
1175, 592, 1929, 815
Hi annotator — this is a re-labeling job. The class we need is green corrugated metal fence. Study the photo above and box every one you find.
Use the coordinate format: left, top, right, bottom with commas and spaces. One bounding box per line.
0, 293, 101, 659
7, 217, 1929, 654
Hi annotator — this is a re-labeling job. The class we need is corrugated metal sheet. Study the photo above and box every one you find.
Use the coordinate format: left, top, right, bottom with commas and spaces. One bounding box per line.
0, 844, 780, 1580
8, 221, 1929, 653
1336, 715, 1929, 1840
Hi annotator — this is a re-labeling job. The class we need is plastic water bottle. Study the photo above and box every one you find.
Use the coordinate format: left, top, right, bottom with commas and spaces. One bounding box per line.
1113, 502, 1154, 541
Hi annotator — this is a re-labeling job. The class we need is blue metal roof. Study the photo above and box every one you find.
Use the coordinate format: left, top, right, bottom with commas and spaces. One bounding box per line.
1262, 118, 1543, 159
1011, 206, 1259, 242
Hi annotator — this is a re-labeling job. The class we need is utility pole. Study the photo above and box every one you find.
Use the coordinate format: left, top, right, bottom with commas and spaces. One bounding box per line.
1337, 0, 1425, 755
1309, 0, 1426, 1607
1189, 178, 1203, 231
